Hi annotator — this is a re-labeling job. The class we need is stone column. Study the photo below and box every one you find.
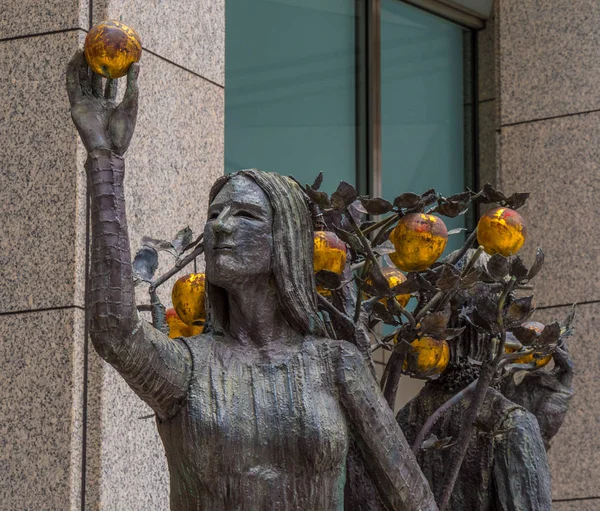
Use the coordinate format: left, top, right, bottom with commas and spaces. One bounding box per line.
0, 0, 224, 508
497, 2, 600, 509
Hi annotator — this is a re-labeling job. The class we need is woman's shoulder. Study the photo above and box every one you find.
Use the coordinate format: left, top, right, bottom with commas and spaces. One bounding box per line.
306, 336, 359, 350
305, 338, 376, 395
175, 331, 215, 356
305, 337, 366, 367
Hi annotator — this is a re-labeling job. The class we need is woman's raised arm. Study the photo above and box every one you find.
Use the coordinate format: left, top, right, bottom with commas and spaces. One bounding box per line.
67, 51, 191, 420
336, 341, 437, 511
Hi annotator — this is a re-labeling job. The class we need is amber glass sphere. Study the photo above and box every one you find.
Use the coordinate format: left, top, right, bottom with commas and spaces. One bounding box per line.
171, 273, 206, 326
401, 336, 450, 377
366, 267, 411, 308
165, 308, 203, 339
507, 321, 552, 368
84, 20, 142, 79
313, 231, 347, 296
389, 213, 448, 272
477, 207, 526, 257
313, 231, 347, 274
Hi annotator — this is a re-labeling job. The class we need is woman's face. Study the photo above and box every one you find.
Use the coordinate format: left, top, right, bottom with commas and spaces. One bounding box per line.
204, 175, 274, 289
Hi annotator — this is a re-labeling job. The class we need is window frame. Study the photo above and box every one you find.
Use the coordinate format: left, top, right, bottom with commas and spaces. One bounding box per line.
402, 0, 489, 28
223, 0, 481, 218
355, 0, 479, 230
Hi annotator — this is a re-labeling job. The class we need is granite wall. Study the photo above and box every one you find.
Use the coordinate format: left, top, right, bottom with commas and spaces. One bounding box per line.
497, 1, 600, 508
0, 1, 224, 508
2, 0, 598, 509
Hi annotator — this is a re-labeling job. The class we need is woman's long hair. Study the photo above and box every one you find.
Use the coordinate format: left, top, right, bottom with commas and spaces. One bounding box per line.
206, 169, 327, 338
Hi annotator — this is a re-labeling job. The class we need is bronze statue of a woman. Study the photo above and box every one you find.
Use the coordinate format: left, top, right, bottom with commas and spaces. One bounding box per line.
66, 50, 437, 510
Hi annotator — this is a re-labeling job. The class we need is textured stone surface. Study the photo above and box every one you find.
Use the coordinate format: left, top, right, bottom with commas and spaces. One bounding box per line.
533, 303, 600, 500
85, 353, 170, 510
0, 0, 87, 40
381, 349, 425, 413
93, 0, 225, 86
478, 99, 497, 188
395, 376, 426, 412
478, 14, 495, 102
374, 361, 385, 380
69, 308, 86, 510
3, 2, 221, 509
499, 113, 600, 307
123, 48, 224, 309
0, 31, 87, 313
499, 0, 600, 125
0, 308, 85, 510
553, 500, 600, 511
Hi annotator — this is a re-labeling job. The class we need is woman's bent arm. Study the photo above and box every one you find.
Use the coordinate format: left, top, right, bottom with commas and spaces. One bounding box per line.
336, 342, 437, 511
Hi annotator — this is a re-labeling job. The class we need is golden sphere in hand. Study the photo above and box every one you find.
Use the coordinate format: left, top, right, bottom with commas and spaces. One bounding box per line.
84, 20, 142, 79
506, 321, 552, 368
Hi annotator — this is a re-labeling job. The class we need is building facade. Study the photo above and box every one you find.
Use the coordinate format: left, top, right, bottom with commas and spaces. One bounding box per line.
0, 0, 598, 509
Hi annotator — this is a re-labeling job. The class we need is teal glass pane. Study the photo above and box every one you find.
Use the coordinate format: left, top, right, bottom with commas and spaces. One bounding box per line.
380, 1, 470, 255
225, 0, 356, 192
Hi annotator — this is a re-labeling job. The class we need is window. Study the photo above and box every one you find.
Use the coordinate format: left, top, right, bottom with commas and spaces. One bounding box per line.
224, 0, 357, 190
225, 0, 477, 238
380, 0, 473, 252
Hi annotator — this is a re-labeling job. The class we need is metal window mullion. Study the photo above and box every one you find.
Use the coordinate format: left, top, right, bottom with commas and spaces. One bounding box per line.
470, 29, 480, 225
355, 0, 369, 195
402, 0, 485, 29
367, 0, 382, 199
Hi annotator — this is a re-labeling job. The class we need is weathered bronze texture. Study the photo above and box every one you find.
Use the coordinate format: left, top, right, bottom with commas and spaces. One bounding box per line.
398, 385, 552, 510
67, 43, 574, 511
67, 50, 437, 510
